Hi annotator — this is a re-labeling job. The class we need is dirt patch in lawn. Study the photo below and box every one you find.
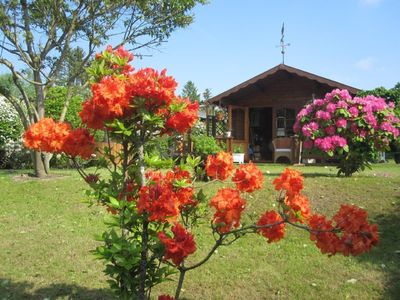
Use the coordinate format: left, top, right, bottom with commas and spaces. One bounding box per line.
12, 173, 68, 182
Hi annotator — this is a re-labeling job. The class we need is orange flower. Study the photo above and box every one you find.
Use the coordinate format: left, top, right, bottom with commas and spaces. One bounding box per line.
158, 223, 196, 266
257, 210, 285, 243
24, 118, 71, 153
284, 193, 311, 223
63, 128, 95, 159
128, 68, 177, 110
272, 168, 304, 196
308, 214, 340, 256
332, 205, 379, 256
165, 167, 197, 209
165, 98, 199, 134
232, 163, 264, 192
205, 152, 234, 180
80, 76, 130, 129
209, 188, 246, 233
137, 183, 179, 223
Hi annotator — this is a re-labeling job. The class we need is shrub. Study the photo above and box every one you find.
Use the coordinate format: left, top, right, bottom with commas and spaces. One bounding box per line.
192, 134, 222, 158
294, 89, 400, 176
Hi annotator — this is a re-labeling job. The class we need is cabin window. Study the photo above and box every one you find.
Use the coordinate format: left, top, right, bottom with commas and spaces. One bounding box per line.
232, 108, 245, 140
276, 108, 296, 137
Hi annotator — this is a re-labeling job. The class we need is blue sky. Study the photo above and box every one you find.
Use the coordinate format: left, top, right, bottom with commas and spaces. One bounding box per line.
1, 0, 399, 99
133, 0, 400, 98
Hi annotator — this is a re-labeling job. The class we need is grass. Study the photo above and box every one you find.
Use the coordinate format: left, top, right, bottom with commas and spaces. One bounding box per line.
0, 163, 399, 299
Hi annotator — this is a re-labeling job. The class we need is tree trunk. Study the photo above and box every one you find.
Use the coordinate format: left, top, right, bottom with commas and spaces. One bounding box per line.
32, 69, 48, 177
32, 151, 47, 178
44, 153, 52, 174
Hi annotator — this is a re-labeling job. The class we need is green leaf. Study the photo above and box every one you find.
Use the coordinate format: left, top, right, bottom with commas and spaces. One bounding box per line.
109, 197, 120, 209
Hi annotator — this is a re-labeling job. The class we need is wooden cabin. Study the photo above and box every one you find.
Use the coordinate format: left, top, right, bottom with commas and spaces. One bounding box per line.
207, 64, 359, 163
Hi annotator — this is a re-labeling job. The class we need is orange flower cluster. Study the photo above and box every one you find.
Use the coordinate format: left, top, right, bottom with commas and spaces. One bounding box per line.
63, 128, 95, 159
24, 118, 70, 153
165, 98, 199, 134
272, 168, 310, 223
205, 152, 234, 180
308, 205, 379, 256
257, 210, 285, 243
128, 68, 177, 109
80, 76, 130, 129
158, 223, 196, 266
137, 168, 197, 222
284, 193, 311, 223
272, 168, 304, 196
80, 61, 198, 133
232, 162, 264, 192
209, 188, 246, 233
24, 118, 95, 159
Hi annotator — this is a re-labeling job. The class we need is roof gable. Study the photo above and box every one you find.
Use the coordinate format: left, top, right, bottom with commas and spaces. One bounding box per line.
209, 64, 360, 104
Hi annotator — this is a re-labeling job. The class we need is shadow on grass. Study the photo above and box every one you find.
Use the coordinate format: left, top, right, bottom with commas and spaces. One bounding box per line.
262, 172, 337, 178
0, 279, 115, 300
356, 200, 400, 299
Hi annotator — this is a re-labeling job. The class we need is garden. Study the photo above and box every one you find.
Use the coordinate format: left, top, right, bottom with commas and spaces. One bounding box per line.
0, 2, 400, 299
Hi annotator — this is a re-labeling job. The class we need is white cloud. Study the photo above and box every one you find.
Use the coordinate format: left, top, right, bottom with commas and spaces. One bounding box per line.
356, 57, 375, 70
359, 0, 383, 6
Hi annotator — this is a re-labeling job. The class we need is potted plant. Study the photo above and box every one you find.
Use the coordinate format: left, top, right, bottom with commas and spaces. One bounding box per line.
232, 144, 245, 164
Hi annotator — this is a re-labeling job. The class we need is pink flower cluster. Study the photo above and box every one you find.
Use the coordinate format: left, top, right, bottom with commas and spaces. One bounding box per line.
294, 89, 400, 155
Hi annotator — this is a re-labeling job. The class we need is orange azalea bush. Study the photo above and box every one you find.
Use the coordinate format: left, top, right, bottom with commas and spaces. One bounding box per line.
23, 46, 378, 300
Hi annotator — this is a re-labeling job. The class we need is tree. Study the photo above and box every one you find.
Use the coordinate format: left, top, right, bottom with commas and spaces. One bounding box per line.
181, 80, 200, 103
0, 0, 206, 177
202, 88, 212, 102
357, 83, 400, 105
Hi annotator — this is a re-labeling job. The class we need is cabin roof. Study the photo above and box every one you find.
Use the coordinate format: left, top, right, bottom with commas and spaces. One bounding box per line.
208, 64, 360, 104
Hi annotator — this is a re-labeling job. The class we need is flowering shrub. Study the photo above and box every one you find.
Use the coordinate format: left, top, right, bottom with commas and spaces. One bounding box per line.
294, 89, 400, 176
23, 47, 379, 299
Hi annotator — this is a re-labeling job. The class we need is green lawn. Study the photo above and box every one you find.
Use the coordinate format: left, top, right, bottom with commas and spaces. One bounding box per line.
0, 163, 399, 299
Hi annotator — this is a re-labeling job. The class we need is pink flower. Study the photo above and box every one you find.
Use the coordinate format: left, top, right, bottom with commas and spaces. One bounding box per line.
348, 107, 359, 118
325, 126, 336, 135
302, 122, 319, 137
314, 137, 334, 152
297, 108, 308, 119
331, 135, 347, 148
365, 113, 377, 128
336, 118, 347, 128
313, 99, 325, 106
336, 100, 348, 109
316, 110, 331, 121
326, 103, 337, 113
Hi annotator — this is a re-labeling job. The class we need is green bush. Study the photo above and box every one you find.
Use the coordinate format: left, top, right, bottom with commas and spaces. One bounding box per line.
192, 134, 222, 158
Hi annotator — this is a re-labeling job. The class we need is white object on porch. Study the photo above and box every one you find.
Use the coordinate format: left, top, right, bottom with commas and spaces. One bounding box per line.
232, 153, 245, 164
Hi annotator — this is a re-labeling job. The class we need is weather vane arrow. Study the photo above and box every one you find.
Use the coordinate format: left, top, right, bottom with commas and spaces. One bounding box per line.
276, 22, 290, 64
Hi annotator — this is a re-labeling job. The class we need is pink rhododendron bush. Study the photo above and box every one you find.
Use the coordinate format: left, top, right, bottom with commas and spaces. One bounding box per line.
294, 89, 400, 176
23, 47, 380, 299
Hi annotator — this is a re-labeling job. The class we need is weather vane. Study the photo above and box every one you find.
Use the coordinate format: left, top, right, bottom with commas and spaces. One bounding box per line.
276, 22, 290, 64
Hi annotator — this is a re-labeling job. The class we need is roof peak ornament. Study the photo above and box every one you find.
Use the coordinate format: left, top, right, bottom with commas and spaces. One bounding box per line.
276, 22, 290, 65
